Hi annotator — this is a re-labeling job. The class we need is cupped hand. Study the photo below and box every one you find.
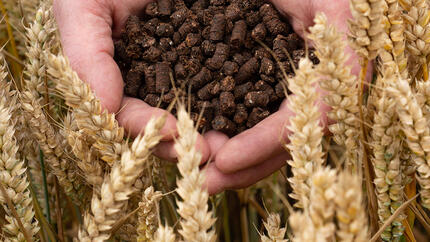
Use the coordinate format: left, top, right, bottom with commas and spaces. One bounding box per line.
53, 0, 211, 162
205, 0, 360, 194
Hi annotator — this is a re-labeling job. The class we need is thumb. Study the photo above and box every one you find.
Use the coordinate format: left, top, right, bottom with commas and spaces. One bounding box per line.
54, 0, 123, 113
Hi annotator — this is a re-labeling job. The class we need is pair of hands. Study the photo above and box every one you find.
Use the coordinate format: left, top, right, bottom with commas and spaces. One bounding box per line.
53, 0, 354, 194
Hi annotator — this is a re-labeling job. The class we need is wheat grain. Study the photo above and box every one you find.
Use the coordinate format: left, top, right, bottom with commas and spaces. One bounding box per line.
175, 105, 216, 242
47, 54, 125, 165
261, 213, 287, 242
387, 78, 430, 208
78, 115, 166, 241
154, 225, 176, 242
286, 57, 324, 208
335, 171, 370, 242
137, 186, 162, 242
308, 13, 360, 169
0, 59, 39, 241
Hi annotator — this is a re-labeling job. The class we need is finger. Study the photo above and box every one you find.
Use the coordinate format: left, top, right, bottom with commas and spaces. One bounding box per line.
214, 103, 293, 174
117, 97, 177, 140
54, 0, 123, 113
153, 134, 211, 164
203, 131, 229, 155
205, 152, 289, 195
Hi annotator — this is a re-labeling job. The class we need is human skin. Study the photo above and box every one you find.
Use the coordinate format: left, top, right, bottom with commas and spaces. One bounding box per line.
53, 0, 359, 194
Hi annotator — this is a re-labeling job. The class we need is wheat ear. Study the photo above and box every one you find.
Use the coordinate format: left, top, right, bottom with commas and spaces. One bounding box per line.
308, 13, 360, 168
290, 168, 337, 242
286, 57, 324, 208
63, 113, 104, 188
20, 3, 85, 206
380, 0, 408, 78
370, 83, 405, 240
335, 171, 370, 242
0, 58, 39, 241
175, 104, 216, 242
348, 0, 387, 60
261, 213, 287, 242
47, 54, 125, 164
399, 0, 430, 80
78, 116, 166, 241
388, 78, 430, 208
136, 186, 162, 242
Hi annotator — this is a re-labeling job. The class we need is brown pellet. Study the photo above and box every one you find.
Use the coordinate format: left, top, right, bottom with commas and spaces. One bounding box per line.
230, 20, 247, 49
198, 81, 221, 100
210, 14, 226, 41
275, 82, 286, 99
170, 8, 189, 28
233, 104, 248, 124
142, 46, 162, 62
222, 61, 239, 76
247, 107, 270, 128
158, 0, 173, 16
143, 18, 160, 35
259, 4, 288, 35
244, 91, 269, 108
235, 57, 259, 84
145, 2, 159, 17
225, 3, 241, 21
234, 82, 254, 100
174, 62, 187, 79
201, 40, 216, 56
144, 65, 156, 93
220, 76, 236, 92
206, 43, 230, 70
190, 67, 212, 90
144, 94, 161, 107
185, 33, 202, 47
212, 115, 237, 136
220, 91, 236, 115
125, 16, 142, 40
155, 62, 172, 93
260, 57, 275, 75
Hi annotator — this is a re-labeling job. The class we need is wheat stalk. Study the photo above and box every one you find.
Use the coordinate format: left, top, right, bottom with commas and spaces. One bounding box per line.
78, 115, 166, 241
308, 13, 360, 169
388, 78, 430, 208
0, 58, 39, 241
261, 213, 287, 242
175, 104, 216, 242
286, 57, 324, 208
47, 54, 126, 165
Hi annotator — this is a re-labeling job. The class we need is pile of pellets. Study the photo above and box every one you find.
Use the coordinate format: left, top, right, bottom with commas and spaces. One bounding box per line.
114, 0, 318, 136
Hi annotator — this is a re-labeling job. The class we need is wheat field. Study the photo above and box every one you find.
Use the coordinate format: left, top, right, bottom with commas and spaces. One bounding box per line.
0, 0, 430, 241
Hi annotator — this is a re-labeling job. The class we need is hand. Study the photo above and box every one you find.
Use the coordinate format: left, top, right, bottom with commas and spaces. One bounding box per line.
53, 0, 211, 162
205, 0, 360, 194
